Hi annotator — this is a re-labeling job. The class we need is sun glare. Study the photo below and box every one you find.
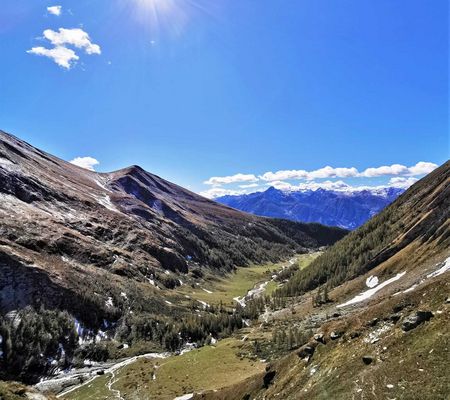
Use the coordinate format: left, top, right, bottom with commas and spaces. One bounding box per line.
130, 0, 190, 38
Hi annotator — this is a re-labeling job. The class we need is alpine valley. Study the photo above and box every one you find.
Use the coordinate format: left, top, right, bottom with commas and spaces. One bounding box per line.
0, 131, 449, 400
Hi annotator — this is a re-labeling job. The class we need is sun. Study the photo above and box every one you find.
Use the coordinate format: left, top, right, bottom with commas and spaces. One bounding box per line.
130, 0, 190, 38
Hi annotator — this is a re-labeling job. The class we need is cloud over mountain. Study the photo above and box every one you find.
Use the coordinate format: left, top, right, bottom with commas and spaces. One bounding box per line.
201, 161, 438, 199
70, 156, 100, 171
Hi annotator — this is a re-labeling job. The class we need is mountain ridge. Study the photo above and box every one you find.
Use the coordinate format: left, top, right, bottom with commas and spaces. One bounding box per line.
0, 129, 347, 383
217, 185, 405, 229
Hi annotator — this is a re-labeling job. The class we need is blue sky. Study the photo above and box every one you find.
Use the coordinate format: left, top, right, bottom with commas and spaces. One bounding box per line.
0, 0, 448, 197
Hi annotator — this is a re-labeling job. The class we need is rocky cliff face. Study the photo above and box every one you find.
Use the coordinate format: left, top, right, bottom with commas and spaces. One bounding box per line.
217, 186, 404, 230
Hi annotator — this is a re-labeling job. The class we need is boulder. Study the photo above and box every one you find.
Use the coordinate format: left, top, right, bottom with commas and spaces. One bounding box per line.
297, 344, 315, 360
362, 356, 373, 365
263, 370, 276, 388
350, 332, 360, 339
389, 313, 402, 323
330, 331, 341, 340
314, 333, 325, 344
402, 311, 434, 332
367, 318, 379, 327
393, 302, 411, 314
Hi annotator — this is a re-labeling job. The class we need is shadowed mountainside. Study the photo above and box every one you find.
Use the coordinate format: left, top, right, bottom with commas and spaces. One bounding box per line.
0, 129, 346, 327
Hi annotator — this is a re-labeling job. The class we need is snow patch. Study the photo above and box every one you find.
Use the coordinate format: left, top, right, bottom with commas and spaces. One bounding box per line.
233, 296, 246, 307
337, 272, 406, 308
96, 195, 118, 212
197, 300, 209, 309
202, 288, 213, 294
165, 300, 173, 305
366, 275, 379, 288
174, 394, 194, 400
427, 256, 450, 278
93, 176, 111, 192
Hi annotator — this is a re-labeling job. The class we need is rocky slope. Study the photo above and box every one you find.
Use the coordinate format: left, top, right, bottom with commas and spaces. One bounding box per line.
217, 186, 404, 230
0, 130, 346, 383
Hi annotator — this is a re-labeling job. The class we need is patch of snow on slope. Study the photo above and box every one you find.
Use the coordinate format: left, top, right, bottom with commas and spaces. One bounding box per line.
93, 176, 111, 192
337, 272, 406, 308
197, 300, 209, 309
366, 275, 379, 288
233, 296, 246, 307
202, 288, 213, 294
393, 256, 450, 295
174, 394, 194, 400
97, 195, 118, 212
427, 256, 450, 278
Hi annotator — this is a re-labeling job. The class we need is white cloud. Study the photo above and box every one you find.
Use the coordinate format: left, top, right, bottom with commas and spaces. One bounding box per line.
27, 46, 79, 69
269, 180, 352, 192
388, 177, 418, 189
259, 162, 437, 182
360, 164, 409, 177
47, 6, 62, 16
260, 170, 308, 182
200, 187, 247, 199
70, 156, 100, 171
239, 183, 259, 189
308, 166, 359, 180
360, 162, 438, 177
407, 161, 438, 176
260, 166, 359, 182
27, 28, 101, 69
43, 28, 101, 55
204, 173, 258, 186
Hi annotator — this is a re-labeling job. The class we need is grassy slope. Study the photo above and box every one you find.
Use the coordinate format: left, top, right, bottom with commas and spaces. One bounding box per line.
65, 339, 265, 400
177, 253, 319, 306
64, 254, 319, 400
263, 276, 450, 400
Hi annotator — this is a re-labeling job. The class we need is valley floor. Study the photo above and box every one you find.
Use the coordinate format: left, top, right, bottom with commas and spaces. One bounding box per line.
34, 254, 316, 400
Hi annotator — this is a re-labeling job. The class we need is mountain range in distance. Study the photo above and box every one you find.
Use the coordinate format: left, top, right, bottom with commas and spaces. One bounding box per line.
217, 186, 405, 230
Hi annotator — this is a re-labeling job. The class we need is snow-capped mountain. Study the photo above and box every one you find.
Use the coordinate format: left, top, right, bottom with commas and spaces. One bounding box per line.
216, 186, 405, 230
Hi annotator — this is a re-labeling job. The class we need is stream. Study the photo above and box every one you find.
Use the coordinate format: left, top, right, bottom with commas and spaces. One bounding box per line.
36, 352, 170, 398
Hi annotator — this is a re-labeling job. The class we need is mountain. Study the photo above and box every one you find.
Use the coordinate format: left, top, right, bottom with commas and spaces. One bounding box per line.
209, 160, 449, 400
0, 130, 346, 383
216, 186, 405, 230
